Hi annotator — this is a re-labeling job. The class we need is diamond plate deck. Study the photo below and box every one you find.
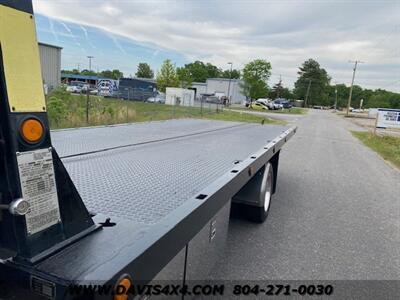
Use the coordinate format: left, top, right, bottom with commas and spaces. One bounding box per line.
51, 119, 289, 225
52, 119, 243, 158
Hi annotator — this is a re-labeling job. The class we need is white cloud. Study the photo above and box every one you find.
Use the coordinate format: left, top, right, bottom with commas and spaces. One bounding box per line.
33, 0, 400, 91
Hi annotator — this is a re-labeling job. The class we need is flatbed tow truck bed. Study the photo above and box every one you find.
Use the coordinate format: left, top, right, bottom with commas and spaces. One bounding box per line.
53, 119, 290, 225
0, 3, 298, 298
2, 119, 295, 299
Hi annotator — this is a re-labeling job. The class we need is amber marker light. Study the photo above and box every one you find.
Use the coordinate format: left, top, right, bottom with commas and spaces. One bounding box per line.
114, 277, 132, 300
20, 118, 44, 143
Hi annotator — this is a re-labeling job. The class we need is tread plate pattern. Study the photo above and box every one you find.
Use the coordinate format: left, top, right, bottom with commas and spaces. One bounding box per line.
51, 119, 288, 224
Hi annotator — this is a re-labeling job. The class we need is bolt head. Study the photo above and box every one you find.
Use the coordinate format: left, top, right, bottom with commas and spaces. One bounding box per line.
9, 199, 30, 216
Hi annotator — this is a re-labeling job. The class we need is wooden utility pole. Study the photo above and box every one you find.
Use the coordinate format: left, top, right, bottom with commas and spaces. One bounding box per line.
346, 60, 364, 116
304, 79, 312, 107
227, 62, 233, 106
86, 88, 90, 125
86, 56, 94, 125
87, 56, 94, 71
277, 74, 282, 98
334, 81, 338, 111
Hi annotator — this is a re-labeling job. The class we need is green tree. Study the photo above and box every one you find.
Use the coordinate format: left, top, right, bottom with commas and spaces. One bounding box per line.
294, 59, 330, 106
156, 59, 179, 92
176, 67, 193, 88
80, 69, 97, 76
99, 69, 123, 80
281, 87, 294, 99
240, 59, 272, 100
179, 61, 221, 82
100, 70, 114, 79
111, 69, 123, 80
221, 69, 241, 79
327, 84, 349, 108
62, 69, 80, 75
136, 63, 154, 78
204, 63, 221, 78
325, 84, 400, 109
269, 79, 284, 99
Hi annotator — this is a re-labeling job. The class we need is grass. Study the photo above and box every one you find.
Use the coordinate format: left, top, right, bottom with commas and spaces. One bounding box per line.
351, 131, 400, 168
338, 112, 371, 119
233, 106, 307, 115
202, 109, 285, 124
46, 89, 283, 129
264, 107, 307, 114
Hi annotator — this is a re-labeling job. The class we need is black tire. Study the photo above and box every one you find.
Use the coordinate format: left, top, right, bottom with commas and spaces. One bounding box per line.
231, 163, 274, 223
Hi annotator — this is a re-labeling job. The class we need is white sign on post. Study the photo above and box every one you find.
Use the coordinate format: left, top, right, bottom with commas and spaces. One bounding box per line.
376, 109, 400, 129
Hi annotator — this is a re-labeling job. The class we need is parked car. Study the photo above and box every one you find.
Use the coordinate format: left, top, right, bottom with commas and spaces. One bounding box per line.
147, 93, 166, 104
274, 98, 292, 109
267, 100, 284, 110
205, 96, 221, 104
66, 85, 82, 93
250, 101, 269, 110
256, 98, 271, 106
81, 84, 90, 92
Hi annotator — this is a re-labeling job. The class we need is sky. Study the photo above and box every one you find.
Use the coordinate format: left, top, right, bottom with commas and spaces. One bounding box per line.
33, 0, 400, 92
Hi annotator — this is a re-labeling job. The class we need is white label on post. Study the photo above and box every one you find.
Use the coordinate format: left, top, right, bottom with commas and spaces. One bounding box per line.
376, 109, 400, 129
17, 148, 61, 235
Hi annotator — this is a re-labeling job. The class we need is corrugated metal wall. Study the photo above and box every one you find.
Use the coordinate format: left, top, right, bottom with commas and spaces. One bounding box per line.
38, 43, 61, 92
206, 79, 246, 104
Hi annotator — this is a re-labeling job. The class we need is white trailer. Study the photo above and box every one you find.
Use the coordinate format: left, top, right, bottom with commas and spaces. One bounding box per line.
166, 87, 195, 106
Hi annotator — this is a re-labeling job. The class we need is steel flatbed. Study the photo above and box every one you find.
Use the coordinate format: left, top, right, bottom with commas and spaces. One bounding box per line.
0, 2, 299, 298
1, 119, 295, 299
52, 119, 292, 225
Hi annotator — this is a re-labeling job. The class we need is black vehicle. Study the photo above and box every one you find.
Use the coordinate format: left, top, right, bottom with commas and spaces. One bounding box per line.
274, 98, 293, 109
204, 95, 221, 104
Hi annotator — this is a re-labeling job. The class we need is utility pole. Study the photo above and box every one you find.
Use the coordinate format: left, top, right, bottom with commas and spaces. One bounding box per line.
278, 74, 282, 98
86, 56, 94, 125
87, 56, 94, 72
304, 79, 312, 107
346, 60, 364, 116
334, 81, 338, 111
227, 62, 233, 106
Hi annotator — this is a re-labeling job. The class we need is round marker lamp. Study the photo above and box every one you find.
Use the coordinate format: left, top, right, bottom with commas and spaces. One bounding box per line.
20, 118, 44, 143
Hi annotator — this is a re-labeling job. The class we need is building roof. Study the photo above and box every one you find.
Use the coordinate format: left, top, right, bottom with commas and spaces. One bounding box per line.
38, 42, 63, 50
121, 77, 156, 83
191, 82, 207, 86
207, 78, 241, 82
61, 73, 110, 81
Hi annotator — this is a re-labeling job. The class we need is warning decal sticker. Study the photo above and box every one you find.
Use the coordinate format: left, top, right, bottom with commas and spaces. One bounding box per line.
17, 148, 61, 235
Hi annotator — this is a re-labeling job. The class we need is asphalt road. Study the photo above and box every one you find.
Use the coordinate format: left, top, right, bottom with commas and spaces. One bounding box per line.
2, 110, 399, 299
229, 108, 302, 123
211, 110, 400, 282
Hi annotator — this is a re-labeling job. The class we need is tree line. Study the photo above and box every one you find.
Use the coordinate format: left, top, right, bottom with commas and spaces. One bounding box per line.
62, 68, 124, 80
149, 58, 400, 109
63, 58, 399, 109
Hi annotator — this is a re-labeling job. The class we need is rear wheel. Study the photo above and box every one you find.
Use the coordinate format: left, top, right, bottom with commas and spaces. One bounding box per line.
231, 163, 274, 223
250, 163, 273, 222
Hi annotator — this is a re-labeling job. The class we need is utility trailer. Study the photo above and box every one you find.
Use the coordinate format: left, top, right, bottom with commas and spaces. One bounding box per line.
0, 1, 296, 299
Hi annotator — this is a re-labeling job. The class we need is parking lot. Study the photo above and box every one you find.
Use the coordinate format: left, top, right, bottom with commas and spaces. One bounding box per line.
212, 110, 400, 282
